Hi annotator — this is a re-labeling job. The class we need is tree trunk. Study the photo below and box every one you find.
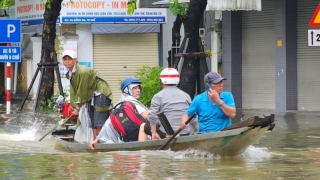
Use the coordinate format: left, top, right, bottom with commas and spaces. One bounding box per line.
35, 0, 62, 111
179, 0, 207, 99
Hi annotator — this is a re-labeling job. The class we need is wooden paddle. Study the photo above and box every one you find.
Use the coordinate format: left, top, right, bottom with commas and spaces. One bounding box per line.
158, 113, 196, 150
38, 114, 74, 141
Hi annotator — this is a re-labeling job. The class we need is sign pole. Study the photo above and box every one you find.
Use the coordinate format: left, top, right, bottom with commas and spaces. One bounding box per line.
6, 62, 11, 114
0, 19, 21, 114
6, 43, 11, 114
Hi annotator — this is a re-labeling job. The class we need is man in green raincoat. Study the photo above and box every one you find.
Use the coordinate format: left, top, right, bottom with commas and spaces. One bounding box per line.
62, 50, 113, 141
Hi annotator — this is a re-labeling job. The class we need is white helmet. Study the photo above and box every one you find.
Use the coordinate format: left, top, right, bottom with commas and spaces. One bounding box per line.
160, 68, 180, 85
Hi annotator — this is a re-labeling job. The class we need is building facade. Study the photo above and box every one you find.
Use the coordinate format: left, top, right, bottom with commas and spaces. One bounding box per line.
15, 0, 169, 101
218, 0, 320, 111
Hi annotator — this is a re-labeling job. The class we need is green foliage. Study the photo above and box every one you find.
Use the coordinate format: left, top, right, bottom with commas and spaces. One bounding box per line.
135, 66, 164, 107
0, 0, 14, 7
46, 98, 55, 111
127, 0, 137, 15
205, 50, 213, 58
169, 0, 188, 17
41, 0, 61, 9
126, 0, 188, 16
44, 0, 52, 8
61, 86, 70, 98
40, 90, 69, 113
38, 99, 54, 113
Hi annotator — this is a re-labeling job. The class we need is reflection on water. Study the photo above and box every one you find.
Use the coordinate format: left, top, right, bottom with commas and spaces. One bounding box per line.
0, 148, 274, 179
1, 105, 320, 179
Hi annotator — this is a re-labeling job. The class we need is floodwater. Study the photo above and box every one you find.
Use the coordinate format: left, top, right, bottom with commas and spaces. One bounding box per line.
1, 102, 320, 179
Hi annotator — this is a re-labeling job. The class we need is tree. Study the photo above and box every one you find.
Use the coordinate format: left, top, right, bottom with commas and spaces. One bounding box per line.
34, 0, 63, 111
0, 0, 62, 111
177, 0, 208, 98
129, 0, 209, 99
0, 0, 14, 8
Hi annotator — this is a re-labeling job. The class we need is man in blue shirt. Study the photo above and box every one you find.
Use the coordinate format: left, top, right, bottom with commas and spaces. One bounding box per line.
180, 72, 236, 133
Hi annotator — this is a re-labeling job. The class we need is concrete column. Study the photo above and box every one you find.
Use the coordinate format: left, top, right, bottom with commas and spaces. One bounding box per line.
75, 24, 93, 68
30, 37, 42, 99
210, 10, 222, 73
222, 11, 242, 108
274, 0, 297, 111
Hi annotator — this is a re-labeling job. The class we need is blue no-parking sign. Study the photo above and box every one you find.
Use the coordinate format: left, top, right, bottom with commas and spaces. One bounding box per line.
0, 19, 21, 43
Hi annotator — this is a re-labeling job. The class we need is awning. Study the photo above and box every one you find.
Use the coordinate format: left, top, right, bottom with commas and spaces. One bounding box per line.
91, 24, 160, 34
22, 24, 60, 34
151, 0, 190, 8
207, 0, 261, 11
151, 0, 261, 11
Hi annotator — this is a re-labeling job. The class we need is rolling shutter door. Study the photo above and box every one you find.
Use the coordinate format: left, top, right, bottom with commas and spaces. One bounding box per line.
93, 33, 159, 102
242, 0, 275, 109
297, 1, 320, 111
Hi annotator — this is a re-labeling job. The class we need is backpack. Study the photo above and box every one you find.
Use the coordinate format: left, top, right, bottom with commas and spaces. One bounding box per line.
110, 101, 146, 142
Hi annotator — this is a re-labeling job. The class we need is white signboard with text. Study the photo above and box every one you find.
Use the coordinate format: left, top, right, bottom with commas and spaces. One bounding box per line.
308, 29, 320, 46
60, 0, 166, 23
15, 0, 166, 26
15, 0, 60, 26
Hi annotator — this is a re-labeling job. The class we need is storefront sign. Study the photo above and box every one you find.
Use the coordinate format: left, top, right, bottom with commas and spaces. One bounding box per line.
15, 0, 60, 26
15, 0, 166, 26
60, 0, 166, 23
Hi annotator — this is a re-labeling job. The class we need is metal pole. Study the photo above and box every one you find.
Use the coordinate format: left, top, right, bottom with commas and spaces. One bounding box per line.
6, 62, 11, 114
13, 62, 18, 94
33, 66, 44, 112
18, 67, 40, 111
53, 52, 64, 96
6, 43, 11, 114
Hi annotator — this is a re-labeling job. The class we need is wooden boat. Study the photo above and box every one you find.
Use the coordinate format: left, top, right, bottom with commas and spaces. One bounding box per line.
54, 114, 275, 156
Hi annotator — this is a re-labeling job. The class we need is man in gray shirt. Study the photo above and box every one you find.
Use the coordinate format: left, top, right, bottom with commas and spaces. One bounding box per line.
138, 68, 198, 141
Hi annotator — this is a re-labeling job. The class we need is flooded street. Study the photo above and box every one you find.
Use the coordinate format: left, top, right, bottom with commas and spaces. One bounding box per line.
1, 103, 320, 179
